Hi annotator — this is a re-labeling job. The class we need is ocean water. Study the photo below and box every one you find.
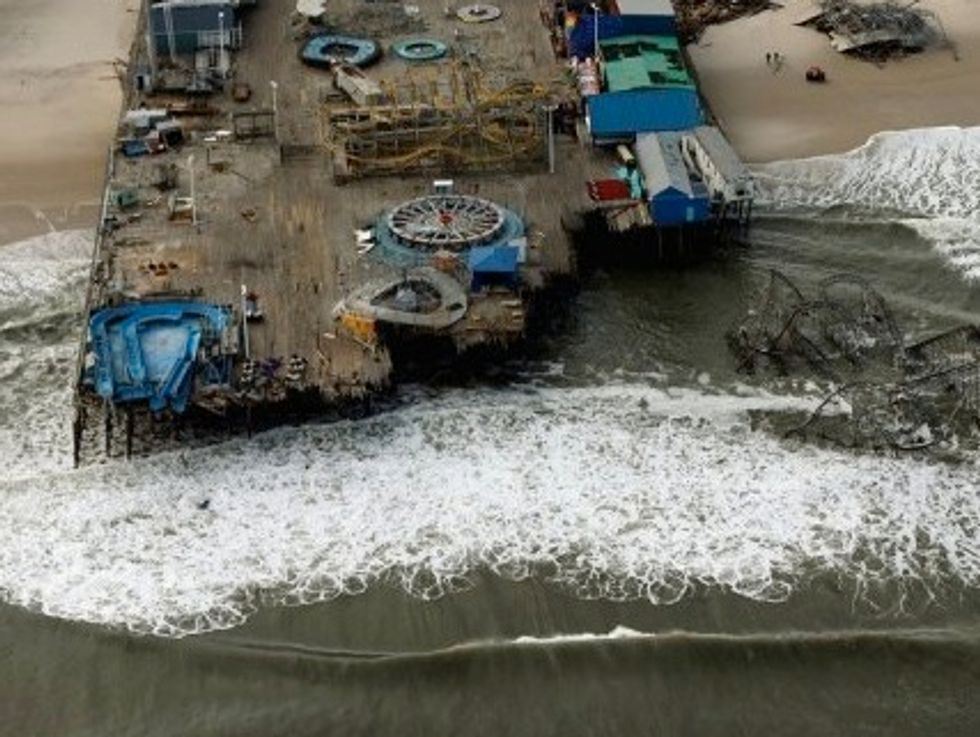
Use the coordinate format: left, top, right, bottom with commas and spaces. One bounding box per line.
1, 128, 979, 735
0, 230, 90, 478
755, 125, 980, 282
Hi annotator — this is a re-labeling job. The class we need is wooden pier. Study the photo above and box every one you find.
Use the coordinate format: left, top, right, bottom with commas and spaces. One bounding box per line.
73, 0, 597, 462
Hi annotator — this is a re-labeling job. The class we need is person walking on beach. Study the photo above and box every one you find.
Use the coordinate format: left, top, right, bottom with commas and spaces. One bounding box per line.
766, 51, 772, 66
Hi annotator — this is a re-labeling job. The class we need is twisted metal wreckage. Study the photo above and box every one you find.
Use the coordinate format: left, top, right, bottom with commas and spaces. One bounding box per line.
730, 271, 980, 453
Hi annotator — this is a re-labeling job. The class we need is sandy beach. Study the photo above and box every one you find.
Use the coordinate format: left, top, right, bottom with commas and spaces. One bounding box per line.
0, 0, 137, 245
687, 0, 980, 163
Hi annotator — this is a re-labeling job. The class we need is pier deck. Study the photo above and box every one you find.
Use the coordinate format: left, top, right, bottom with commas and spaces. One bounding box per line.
76, 0, 596, 459
76, 0, 753, 460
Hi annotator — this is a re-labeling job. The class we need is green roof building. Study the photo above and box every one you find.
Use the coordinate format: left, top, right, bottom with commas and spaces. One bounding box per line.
599, 35, 694, 92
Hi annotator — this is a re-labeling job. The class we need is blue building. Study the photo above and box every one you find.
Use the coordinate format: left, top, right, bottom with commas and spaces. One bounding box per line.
584, 34, 704, 141
587, 87, 703, 140
468, 246, 520, 291
635, 132, 709, 225
567, 0, 677, 59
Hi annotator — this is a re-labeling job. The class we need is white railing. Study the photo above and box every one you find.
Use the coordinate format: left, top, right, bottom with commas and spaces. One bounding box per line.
197, 25, 242, 50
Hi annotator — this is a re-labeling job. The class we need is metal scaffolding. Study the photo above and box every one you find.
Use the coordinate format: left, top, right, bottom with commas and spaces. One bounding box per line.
322, 61, 570, 181
729, 270, 980, 453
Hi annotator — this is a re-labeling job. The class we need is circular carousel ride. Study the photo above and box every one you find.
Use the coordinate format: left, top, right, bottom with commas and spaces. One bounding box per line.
387, 194, 508, 251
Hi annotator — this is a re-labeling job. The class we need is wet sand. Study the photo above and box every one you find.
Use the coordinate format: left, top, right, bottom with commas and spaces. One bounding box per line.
687, 0, 980, 163
0, 0, 137, 245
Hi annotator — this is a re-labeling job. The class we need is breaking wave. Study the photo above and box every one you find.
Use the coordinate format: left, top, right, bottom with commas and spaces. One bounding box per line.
754, 126, 980, 281
0, 229, 92, 317
0, 382, 977, 637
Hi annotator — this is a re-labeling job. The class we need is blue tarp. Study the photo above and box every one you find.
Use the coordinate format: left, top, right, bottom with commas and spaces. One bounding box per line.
122, 139, 150, 158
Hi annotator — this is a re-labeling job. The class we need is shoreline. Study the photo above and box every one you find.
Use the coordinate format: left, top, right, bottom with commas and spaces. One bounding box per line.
2, 0, 980, 246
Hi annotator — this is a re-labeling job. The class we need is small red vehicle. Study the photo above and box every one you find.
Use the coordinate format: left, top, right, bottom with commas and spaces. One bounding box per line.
806, 66, 827, 83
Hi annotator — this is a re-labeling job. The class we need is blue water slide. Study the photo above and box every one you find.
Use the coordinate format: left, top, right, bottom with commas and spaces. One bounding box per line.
87, 301, 231, 412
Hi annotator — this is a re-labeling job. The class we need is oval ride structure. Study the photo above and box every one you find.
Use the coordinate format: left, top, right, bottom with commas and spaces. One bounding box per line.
333, 267, 468, 329
392, 38, 448, 62
300, 34, 381, 69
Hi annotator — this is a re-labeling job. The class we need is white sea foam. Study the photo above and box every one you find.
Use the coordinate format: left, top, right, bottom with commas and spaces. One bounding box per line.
0, 382, 976, 637
903, 217, 980, 282
0, 339, 78, 478
755, 126, 980, 282
0, 230, 91, 479
0, 230, 977, 637
513, 626, 646, 645
0, 229, 93, 316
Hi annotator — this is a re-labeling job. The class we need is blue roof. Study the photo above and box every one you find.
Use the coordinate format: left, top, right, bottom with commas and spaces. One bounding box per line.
588, 88, 703, 138
567, 14, 677, 59
468, 246, 519, 274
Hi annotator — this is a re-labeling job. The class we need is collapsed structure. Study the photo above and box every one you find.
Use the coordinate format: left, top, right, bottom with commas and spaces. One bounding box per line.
671, 0, 773, 43
730, 271, 980, 454
794, 0, 943, 59
324, 66, 562, 181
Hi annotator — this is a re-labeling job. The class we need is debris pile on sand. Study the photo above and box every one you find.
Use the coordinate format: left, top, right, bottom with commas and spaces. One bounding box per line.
673, 0, 775, 43
797, 0, 942, 61
324, 4, 427, 38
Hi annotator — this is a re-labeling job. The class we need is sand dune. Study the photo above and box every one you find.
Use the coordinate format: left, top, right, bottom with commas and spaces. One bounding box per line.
687, 0, 980, 163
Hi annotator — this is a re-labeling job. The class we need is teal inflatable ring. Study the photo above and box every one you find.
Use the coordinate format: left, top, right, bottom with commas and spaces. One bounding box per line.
393, 39, 448, 62
300, 34, 381, 69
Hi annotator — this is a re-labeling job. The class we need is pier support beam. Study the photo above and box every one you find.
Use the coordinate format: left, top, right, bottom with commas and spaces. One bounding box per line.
72, 405, 83, 468
125, 407, 134, 460
104, 402, 113, 457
